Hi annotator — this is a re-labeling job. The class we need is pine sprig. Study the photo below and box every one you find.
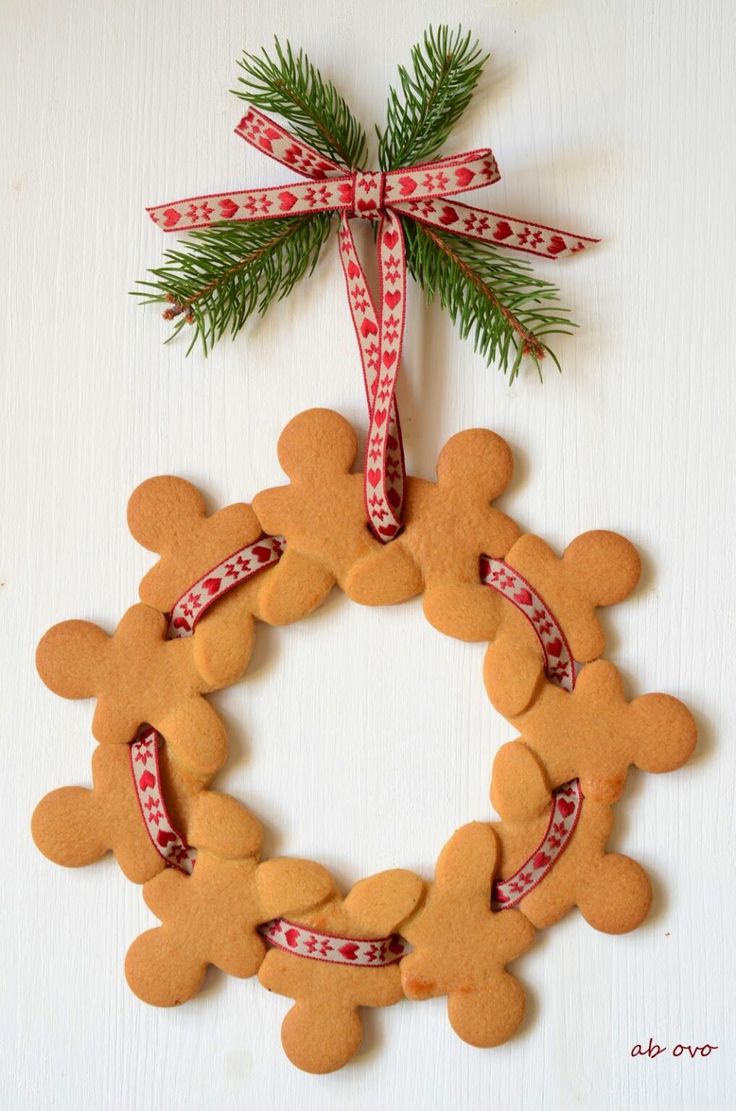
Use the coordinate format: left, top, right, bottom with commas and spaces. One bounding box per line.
403, 219, 575, 382
134, 215, 332, 355
233, 38, 367, 170
378, 26, 487, 170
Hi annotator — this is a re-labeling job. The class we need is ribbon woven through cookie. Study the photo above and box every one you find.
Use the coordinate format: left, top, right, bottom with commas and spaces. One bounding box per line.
493, 779, 583, 907
130, 726, 196, 874
167, 534, 284, 637
128, 537, 286, 871
480, 555, 577, 691
259, 918, 408, 966
148, 105, 597, 541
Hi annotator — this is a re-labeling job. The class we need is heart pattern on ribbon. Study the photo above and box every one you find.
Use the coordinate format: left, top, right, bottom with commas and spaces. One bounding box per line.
259, 918, 409, 966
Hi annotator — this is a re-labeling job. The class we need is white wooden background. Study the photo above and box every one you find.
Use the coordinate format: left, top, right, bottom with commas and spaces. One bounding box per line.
2, 1, 734, 1108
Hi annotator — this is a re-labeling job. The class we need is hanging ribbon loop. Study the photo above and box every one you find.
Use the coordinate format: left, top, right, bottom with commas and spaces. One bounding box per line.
148, 105, 597, 540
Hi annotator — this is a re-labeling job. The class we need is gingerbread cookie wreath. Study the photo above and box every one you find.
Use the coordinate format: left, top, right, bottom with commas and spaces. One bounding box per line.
33, 28, 697, 1075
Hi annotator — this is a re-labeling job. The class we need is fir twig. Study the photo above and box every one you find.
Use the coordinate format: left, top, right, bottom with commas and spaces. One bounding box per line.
133, 215, 332, 355
403, 219, 576, 382
378, 25, 487, 170
233, 38, 367, 170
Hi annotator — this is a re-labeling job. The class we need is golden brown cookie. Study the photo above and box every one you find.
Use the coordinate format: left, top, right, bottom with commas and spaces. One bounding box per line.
258, 869, 423, 1073
401, 822, 535, 1048
36, 604, 229, 776
125, 796, 333, 1007
486, 659, 697, 803
346, 428, 520, 619
30, 741, 211, 883
490, 742, 652, 933
128, 475, 270, 686
252, 409, 380, 624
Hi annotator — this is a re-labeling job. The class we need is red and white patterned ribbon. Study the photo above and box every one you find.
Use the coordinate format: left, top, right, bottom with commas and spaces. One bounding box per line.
167, 534, 284, 637
481, 553, 584, 905
480, 555, 577, 691
493, 779, 583, 908
259, 918, 408, 966
130, 726, 196, 874
149, 105, 597, 540
128, 535, 286, 871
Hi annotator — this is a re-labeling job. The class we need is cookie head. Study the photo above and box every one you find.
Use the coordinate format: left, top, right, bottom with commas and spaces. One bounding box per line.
31, 785, 107, 869
276, 408, 357, 481
36, 620, 109, 699
436, 428, 514, 502
563, 530, 641, 608
127, 476, 206, 554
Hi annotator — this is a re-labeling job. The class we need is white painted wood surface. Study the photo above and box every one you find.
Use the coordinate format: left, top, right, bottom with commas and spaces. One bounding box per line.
2, 1, 734, 1107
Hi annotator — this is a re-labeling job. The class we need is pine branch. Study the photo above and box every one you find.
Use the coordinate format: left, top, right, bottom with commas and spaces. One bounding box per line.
378, 26, 487, 170
133, 215, 332, 355
403, 219, 576, 381
233, 38, 367, 170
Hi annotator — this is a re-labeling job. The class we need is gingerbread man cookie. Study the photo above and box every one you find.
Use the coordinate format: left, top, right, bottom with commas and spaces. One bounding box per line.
36, 604, 229, 776
401, 822, 535, 1048
486, 659, 697, 803
346, 428, 520, 617
490, 742, 652, 933
125, 795, 333, 1007
252, 409, 379, 624
128, 475, 276, 686
258, 869, 423, 1073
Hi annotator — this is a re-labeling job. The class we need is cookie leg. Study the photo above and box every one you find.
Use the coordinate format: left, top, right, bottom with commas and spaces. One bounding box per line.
280, 998, 363, 1074
31, 787, 108, 868
125, 924, 207, 1007
447, 971, 526, 1048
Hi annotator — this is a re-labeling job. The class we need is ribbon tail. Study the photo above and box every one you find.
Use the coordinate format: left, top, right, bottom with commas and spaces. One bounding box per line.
337, 213, 406, 541
147, 178, 352, 233
368, 209, 406, 539
394, 197, 598, 260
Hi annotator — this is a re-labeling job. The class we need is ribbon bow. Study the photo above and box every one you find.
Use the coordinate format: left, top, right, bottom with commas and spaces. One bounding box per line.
149, 106, 596, 540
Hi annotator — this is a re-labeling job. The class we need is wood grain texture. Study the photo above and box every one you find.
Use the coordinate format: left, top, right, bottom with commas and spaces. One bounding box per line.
1, 1, 734, 1108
